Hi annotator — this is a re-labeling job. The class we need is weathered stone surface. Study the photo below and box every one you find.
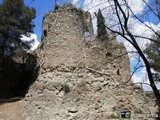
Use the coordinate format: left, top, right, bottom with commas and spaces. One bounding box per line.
24, 70, 158, 120
24, 3, 158, 120
37, 4, 93, 72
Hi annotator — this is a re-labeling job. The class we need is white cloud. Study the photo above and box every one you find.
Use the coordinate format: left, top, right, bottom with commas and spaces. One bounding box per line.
128, 0, 149, 14
132, 67, 153, 91
128, 20, 160, 51
132, 72, 146, 84
72, 0, 79, 5
81, 0, 156, 51
83, 0, 111, 34
21, 33, 40, 51
80, 0, 153, 36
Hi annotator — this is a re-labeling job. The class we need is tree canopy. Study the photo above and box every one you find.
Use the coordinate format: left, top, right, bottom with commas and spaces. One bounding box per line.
97, 9, 107, 39
144, 34, 160, 81
0, 0, 36, 57
144, 35, 160, 73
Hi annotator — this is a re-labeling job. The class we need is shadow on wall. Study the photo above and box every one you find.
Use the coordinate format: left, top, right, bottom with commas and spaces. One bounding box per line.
0, 53, 39, 100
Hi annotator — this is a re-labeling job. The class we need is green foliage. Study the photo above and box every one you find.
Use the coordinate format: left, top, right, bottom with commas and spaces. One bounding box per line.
97, 9, 107, 39
63, 83, 70, 93
144, 35, 160, 72
144, 35, 160, 81
0, 0, 36, 57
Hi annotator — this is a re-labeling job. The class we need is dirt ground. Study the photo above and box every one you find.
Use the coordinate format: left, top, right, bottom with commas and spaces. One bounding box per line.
0, 99, 25, 120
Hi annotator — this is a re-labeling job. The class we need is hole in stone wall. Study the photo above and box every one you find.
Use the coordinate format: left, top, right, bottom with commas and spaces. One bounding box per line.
106, 52, 112, 57
55, 4, 60, 10
48, 24, 52, 30
76, 18, 78, 22
44, 30, 47, 37
117, 69, 120, 75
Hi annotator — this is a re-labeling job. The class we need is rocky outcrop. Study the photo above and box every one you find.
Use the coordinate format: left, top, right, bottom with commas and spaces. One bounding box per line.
24, 4, 158, 120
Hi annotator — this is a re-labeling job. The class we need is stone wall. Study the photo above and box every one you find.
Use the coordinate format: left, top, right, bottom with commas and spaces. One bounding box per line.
24, 68, 157, 120
24, 4, 158, 120
38, 4, 93, 72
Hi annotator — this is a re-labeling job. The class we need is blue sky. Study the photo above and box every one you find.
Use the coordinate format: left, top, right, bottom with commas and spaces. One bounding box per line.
25, 0, 66, 41
24, 0, 159, 41
136, 0, 160, 25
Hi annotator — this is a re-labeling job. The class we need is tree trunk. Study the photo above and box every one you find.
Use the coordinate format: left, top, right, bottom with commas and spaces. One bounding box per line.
126, 27, 160, 106
0, 35, 6, 82
139, 48, 160, 106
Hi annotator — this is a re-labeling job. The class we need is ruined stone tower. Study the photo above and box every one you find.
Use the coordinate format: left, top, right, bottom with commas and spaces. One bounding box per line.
24, 4, 158, 120
37, 4, 130, 83
39, 4, 93, 71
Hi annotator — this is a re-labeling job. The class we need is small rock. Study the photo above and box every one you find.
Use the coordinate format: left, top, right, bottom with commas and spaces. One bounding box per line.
68, 107, 78, 113
58, 91, 65, 98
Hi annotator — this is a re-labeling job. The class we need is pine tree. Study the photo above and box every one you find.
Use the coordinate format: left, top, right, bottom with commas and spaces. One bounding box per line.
0, 0, 36, 57
144, 35, 160, 72
144, 35, 160, 81
97, 9, 107, 38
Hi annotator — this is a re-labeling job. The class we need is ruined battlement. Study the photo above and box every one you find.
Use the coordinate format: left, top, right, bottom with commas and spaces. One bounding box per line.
36, 3, 131, 84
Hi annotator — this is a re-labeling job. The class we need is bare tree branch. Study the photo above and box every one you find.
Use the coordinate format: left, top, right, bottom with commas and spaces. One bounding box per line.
133, 35, 160, 45
129, 7, 160, 38
113, 0, 160, 106
114, 0, 125, 35
143, 0, 159, 18
88, 0, 160, 106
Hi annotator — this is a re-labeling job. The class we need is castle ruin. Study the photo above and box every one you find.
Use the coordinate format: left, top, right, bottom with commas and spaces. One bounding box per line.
24, 4, 158, 120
